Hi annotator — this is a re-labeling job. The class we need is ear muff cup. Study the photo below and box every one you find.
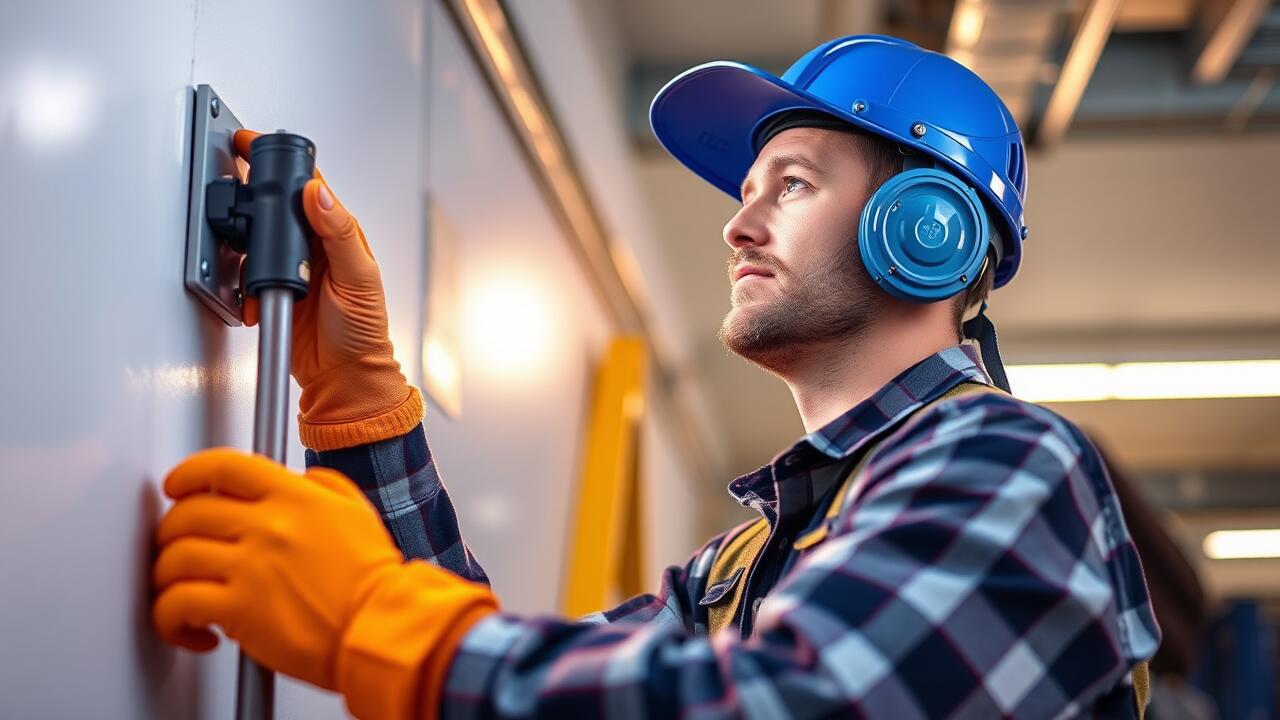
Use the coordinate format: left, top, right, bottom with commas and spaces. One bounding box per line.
858, 168, 990, 303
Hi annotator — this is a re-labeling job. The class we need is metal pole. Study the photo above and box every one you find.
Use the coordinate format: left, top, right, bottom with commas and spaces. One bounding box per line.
236, 287, 293, 720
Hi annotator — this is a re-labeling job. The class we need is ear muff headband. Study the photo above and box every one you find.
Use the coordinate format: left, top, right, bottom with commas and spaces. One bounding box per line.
858, 166, 990, 303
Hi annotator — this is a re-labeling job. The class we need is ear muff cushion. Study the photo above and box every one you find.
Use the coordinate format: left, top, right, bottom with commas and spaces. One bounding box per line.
858, 168, 990, 303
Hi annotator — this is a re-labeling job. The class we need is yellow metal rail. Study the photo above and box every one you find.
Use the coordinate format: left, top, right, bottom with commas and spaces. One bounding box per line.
561, 337, 648, 616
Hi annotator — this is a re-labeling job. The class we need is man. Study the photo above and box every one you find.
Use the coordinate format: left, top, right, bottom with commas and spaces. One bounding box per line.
153, 35, 1160, 718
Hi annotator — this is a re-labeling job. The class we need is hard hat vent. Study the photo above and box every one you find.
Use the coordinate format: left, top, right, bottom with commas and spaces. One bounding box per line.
1007, 142, 1024, 193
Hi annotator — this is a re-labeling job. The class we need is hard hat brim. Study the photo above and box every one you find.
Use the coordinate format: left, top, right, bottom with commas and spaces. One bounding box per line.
649, 61, 1022, 288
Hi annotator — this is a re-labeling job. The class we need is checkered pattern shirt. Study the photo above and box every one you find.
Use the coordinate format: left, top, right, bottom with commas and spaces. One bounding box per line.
306, 344, 1161, 719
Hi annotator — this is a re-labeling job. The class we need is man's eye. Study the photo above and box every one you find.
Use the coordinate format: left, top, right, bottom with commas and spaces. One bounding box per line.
782, 177, 808, 196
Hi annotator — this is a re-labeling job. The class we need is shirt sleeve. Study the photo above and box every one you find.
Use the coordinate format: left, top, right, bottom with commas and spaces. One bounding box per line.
436, 394, 1159, 719
304, 422, 489, 584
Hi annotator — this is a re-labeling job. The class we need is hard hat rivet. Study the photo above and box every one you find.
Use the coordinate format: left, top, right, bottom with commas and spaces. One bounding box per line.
888, 265, 897, 275
1021, 226, 1029, 240
234, 288, 244, 306
853, 101, 867, 113
911, 122, 927, 137
210, 96, 221, 118
200, 259, 210, 279
890, 201, 901, 212
959, 275, 968, 284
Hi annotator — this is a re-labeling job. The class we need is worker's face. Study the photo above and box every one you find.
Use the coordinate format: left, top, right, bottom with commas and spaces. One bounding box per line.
719, 127, 884, 369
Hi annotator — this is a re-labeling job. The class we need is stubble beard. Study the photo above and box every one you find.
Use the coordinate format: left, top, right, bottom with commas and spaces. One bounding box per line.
718, 239, 882, 374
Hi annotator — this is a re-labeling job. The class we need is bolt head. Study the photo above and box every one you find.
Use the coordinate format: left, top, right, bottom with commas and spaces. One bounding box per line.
911, 122, 927, 137
233, 288, 243, 305
1021, 225, 1029, 240
210, 96, 221, 118
888, 265, 897, 275
853, 101, 867, 113
200, 259, 210, 279
960, 274, 968, 284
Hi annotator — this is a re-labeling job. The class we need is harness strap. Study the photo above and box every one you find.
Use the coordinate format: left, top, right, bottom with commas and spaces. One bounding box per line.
962, 303, 1011, 394
703, 517, 769, 636
1133, 661, 1150, 719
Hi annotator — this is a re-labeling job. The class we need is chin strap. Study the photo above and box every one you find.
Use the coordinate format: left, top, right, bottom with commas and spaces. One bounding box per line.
961, 302, 1011, 394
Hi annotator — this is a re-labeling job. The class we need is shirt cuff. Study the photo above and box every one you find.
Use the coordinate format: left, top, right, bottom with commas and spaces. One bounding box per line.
300, 386, 424, 451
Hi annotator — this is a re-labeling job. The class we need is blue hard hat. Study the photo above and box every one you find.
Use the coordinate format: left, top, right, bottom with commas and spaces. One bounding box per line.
650, 34, 1028, 289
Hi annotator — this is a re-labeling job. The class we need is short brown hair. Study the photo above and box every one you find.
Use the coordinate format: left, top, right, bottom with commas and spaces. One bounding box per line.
951, 252, 995, 340
850, 131, 902, 194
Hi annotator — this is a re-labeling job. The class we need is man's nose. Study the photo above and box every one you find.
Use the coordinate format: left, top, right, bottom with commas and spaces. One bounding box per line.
722, 203, 769, 250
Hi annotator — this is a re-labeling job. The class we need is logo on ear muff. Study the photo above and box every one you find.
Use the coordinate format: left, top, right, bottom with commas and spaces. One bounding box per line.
858, 167, 990, 303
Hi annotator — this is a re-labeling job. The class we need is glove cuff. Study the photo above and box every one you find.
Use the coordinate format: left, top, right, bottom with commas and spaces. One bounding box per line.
336, 561, 498, 720
299, 385, 424, 451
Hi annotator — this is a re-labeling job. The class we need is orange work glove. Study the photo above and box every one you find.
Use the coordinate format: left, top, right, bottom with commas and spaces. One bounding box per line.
152, 449, 498, 719
235, 129, 423, 451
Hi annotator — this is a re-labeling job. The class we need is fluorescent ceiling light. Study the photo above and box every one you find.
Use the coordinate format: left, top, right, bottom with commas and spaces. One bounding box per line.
1203, 529, 1280, 560
1006, 360, 1280, 403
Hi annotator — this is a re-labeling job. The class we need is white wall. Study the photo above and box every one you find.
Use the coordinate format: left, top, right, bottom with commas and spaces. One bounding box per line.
0, 1, 701, 716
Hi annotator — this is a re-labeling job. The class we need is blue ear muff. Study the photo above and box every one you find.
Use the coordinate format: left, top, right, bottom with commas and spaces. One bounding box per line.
858, 167, 990, 303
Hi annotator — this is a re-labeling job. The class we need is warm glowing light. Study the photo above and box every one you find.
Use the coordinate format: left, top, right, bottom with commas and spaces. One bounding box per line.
950, 1, 986, 49
1007, 360, 1280, 403
422, 335, 462, 416
1204, 529, 1280, 559
15, 68, 93, 147
465, 275, 554, 376
424, 337, 459, 389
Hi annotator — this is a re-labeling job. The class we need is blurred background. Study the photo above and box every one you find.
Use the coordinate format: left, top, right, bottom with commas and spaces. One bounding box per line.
1, 0, 1277, 717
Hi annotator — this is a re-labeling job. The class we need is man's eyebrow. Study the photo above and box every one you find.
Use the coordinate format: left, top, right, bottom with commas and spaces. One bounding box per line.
740, 153, 827, 201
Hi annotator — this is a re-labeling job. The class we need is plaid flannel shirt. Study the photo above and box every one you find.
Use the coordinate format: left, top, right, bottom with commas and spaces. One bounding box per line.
306, 344, 1161, 719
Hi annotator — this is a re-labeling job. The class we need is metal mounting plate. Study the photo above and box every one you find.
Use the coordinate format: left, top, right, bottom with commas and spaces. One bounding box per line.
185, 84, 245, 326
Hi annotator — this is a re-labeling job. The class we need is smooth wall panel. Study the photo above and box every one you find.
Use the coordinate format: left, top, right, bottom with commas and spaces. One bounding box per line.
0, 0, 428, 716
0, 1, 214, 717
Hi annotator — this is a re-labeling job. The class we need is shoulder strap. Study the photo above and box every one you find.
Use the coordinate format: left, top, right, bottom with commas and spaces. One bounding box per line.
1133, 660, 1150, 718
704, 518, 770, 635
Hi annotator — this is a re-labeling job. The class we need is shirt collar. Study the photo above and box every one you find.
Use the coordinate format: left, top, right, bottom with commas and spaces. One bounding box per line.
727, 344, 992, 516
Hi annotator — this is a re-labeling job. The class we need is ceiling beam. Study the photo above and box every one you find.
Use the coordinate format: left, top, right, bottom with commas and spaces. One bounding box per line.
1190, 0, 1271, 84
1037, 0, 1123, 147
